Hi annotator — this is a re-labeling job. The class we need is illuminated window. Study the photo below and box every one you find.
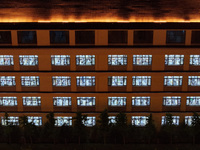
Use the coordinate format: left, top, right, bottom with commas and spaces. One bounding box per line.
108, 76, 127, 86
185, 116, 193, 126
77, 97, 95, 106
188, 76, 200, 86
0, 31, 11, 44
133, 55, 152, 65
52, 76, 71, 86
84, 117, 96, 127
23, 97, 41, 106
21, 76, 39, 86
51, 55, 70, 66
50, 31, 69, 44
190, 55, 200, 65
166, 31, 185, 44
0, 55, 14, 66
161, 116, 180, 125
109, 116, 116, 124
164, 76, 182, 86
19, 55, 38, 66
108, 97, 126, 106
75, 31, 95, 45
132, 116, 148, 126
55, 117, 72, 126
0, 97, 17, 106
163, 96, 181, 106
76, 76, 95, 86
1, 116, 19, 126
134, 31, 153, 44
108, 55, 127, 65
165, 55, 184, 65
132, 76, 151, 86
0, 76, 15, 86
17, 31, 37, 44
76, 55, 95, 66
53, 97, 71, 106
186, 96, 200, 106
132, 97, 150, 106
28, 116, 42, 126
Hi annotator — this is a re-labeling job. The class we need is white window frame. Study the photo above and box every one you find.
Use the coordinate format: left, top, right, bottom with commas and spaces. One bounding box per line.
51, 55, 70, 66
132, 76, 151, 86
0, 55, 14, 66
52, 76, 71, 86
0, 76, 16, 86
84, 116, 96, 127
132, 97, 150, 106
190, 55, 200, 66
188, 76, 200, 86
1, 116, 19, 126
186, 96, 200, 106
55, 116, 72, 126
27, 116, 42, 126
21, 76, 40, 86
163, 96, 181, 106
132, 116, 148, 126
108, 76, 127, 86
76, 55, 95, 66
164, 76, 183, 86
109, 116, 116, 124
165, 55, 184, 66
53, 97, 71, 106
76, 76, 95, 86
77, 97, 95, 106
108, 97, 126, 106
108, 55, 127, 66
133, 55, 152, 65
19, 55, 38, 66
185, 116, 193, 126
161, 116, 180, 125
23, 97, 41, 106
0, 97, 17, 106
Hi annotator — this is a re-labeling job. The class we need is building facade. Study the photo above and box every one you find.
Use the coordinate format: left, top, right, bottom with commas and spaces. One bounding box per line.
0, 23, 199, 127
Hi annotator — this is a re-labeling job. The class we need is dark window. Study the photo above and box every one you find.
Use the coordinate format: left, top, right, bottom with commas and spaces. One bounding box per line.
108, 31, 127, 44
191, 31, 200, 44
166, 31, 185, 44
17, 31, 37, 44
134, 31, 153, 44
75, 31, 95, 44
50, 31, 69, 44
0, 31, 11, 44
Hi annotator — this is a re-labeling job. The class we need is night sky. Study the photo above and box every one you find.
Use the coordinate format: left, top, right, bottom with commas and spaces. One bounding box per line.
0, 0, 199, 21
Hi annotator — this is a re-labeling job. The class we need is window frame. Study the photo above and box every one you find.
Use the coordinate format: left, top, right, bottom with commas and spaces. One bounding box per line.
133, 55, 152, 66
51, 55, 70, 66
27, 116, 42, 126
55, 116, 72, 126
132, 76, 151, 86
161, 116, 180, 125
0, 55, 14, 66
132, 116, 148, 127
77, 97, 96, 106
108, 76, 127, 86
53, 97, 71, 106
132, 96, 150, 106
23, 96, 41, 106
108, 97, 126, 106
84, 116, 96, 127
1, 116, 19, 126
19, 55, 38, 66
76, 55, 95, 66
188, 76, 200, 86
166, 31, 185, 44
164, 76, 183, 86
163, 96, 181, 106
165, 55, 184, 66
190, 55, 200, 66
0, 97, 17, 106
186, 96, 200, 106
0, 76, 16, 86
76, 76, 95, 87
108, 55, 127, 66
52, 76, 71, 87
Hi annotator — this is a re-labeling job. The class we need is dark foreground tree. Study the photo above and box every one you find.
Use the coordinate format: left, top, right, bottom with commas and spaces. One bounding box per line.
144, 114, 156, 144
73, 112, 87, 144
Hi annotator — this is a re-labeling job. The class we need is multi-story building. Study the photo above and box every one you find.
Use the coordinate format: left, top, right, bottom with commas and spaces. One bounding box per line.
0, 22, 200, 128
